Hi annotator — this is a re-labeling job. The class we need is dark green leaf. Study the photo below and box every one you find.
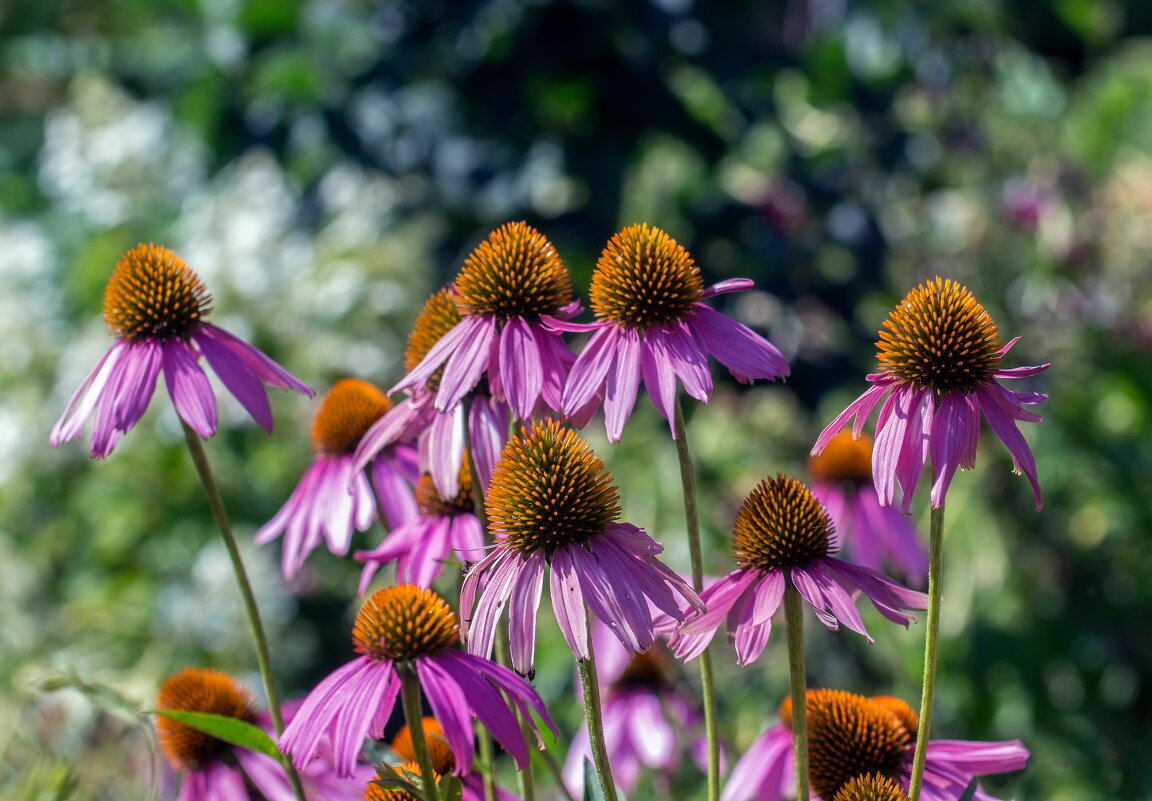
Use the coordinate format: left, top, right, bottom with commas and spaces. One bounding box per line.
583, 758, 608, 801
957, 778, 980, 801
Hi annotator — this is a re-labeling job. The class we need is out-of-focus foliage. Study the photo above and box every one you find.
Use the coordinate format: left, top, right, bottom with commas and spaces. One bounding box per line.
3, 0, 1150, 798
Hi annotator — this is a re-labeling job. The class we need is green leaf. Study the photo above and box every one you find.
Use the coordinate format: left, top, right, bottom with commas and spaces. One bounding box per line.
583, 758, 607, 801
440, 775, 464, 801
149, 710, 280, 758
957, 778, 980, 801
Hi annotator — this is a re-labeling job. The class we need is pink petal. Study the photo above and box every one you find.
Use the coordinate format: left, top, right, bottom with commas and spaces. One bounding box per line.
163, 340, 217, 438
498, 317, 543, 421
603, 329, 642, 442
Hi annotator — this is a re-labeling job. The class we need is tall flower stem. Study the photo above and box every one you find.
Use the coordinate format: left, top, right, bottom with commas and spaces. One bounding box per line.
464, 408, 531, 801
783, 582, 809, 801
672, 399, 721, 801
576, 619, 619, 801
908, 501, 946, 801
179, 424, 307, 801
399, 667, 441, 801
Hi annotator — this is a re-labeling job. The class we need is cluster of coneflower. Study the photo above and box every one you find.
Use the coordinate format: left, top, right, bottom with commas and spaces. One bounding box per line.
52, 223, 1046, 801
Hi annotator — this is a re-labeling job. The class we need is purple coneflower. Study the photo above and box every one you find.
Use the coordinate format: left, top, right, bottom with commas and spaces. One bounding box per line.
391, 222, 581, 423
256, 378, 418, 580
459, 419, 703, 675
391, 717, 519, 801
809, 430, 928, 586
563, 620, 704, 797
354, 287, 509, 502
355, 458, 485, 591
722, 689, 1028, 801
279, 584, 556, 778
156, 668, 369, 801
364, 762, 440, 801
51, 243, 312, 457
811, 277, 1048, 512
553, 223, 789, 442
672, 475, 927, 666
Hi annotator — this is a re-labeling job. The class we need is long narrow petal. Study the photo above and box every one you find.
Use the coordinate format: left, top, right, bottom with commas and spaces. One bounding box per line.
929, 391, 976, 508
391, 321, 473, 395
110, 339, 163, 431
197, 323, 313, 394
426, 405, 465, 499
498, 317, 544, 421
50, 342, 124, 447
872, 386, 924, 508
549, 548, 589, 660
664, 322, 713, 403
561, 326, 617, 415
468, 395, 509, 490
163, 340, 217, 438
811, 382, 891, 455
690, 304, 790, 382
978, 385, 1043, 509
603, 329, 642, 442
194, 328, 273, 432
507, 550, 546, 675
894, 388, 931, 514
462, 550, 523, 662
416, 658, 480, 774
436, 317, 496, 411
639, 332, 678, 428
701, 278, 755, 297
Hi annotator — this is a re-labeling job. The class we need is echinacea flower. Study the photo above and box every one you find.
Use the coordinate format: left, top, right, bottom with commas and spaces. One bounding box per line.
51, 243, 313, 457
354, 287, 509, 502
554, 224, 789, 442
459, 419, 703, 675
722, 689, 1028, 801
279, 584, 556, 778
811, 277, 1049, 512
563, 620, 705, 796
809, 430, 927, 586
672, 475, 927, 665
831, 774, 911, 801
355, 457, 485, 591
364, 762, 440, 801
391, 717, 519, 801
156, 668, 369, 801
391, 222, 582, 423
256, 378, 418, 580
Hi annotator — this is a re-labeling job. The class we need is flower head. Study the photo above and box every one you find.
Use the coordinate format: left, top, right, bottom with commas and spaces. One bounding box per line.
157, 668, 367, 801
52, 243, 312, 457
556, 224, 789, 442
365, 763, 439, 801
257, 379, 418, 580
809, 431, 928, 585
391, 223, 581, 421
672, 475, 926, 665
390, 718, 519, 801
355, 454, 485, 591
812, 278, 1048, 512
280, 585, 556, 778
722, 689, 1028, 801
460, 419, 703, 675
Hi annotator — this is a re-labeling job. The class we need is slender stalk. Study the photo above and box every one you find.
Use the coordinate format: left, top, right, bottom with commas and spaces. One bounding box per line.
783, 582, 809, 801
399, 667, 441, 801
672, 399, 722, 801
536, 743, 578, 801
576, 620, 619, 801
908, 501, 946, 801
179, 424, 307, 801
475, 720, 499, 801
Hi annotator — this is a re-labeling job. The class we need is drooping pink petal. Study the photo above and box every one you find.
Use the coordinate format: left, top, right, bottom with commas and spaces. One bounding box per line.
673, 568, 761, 661
701, 278, 755, 298
811, 382, 892, 456
977, 384, 1043, 509
498, 317, 544, 421
664, 322, 713, 404
639, 331, 678, 428
461, 549, 524, 663
415, 657, 481, 774
193, 328, 273, 432
549, 547, 589, 661
929, 391, 978, 508
894, 388, 932, 514
690, 304, 790, 383
50, 340, 125, 448
197, 323, 313, 394
162, 340, 218, 438
435, 317, 497, 412
507, 550, 546, 675
425, 405, 466, 499
351, 397, 425, 477
788, 567, 839, 630
603, 328, 642, 442
568, 541, 653, 653
468, 394, 509, 490
720, 724, 792, 801
110, 339, 164, 431
871, 385, 921, 507
562, 326, 618, 416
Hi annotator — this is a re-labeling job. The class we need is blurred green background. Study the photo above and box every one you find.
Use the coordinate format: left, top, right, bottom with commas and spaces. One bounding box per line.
3, 0, 1150, 798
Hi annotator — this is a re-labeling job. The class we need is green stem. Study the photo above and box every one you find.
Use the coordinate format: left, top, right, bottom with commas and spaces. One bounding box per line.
180, 424, 307, 801
672, 399, 722, 801
576, 620, 619, 801
475, 721, 499, 801
908, 501, 946, 801
783, 582, 809, 801
536, 743, 577, 801
399, 667, 440, 801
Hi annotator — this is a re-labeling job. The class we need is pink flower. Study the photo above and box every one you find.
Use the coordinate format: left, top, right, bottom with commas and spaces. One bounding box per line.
722, 689, 1028, 801
672, 475, 926, 666
355, 458, 486, 591
256, 378, 418, 579
51, 243, 312, 457
553, 224, 789, 442
811, 278, 1048, 512
279, 585, 556, 778
156, 668, 370, 801
809, 430, 928, 586
353, 287, 510, 502
563, 620, 705, 796
459, 419, 703, 675
391, 223, 582, 424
